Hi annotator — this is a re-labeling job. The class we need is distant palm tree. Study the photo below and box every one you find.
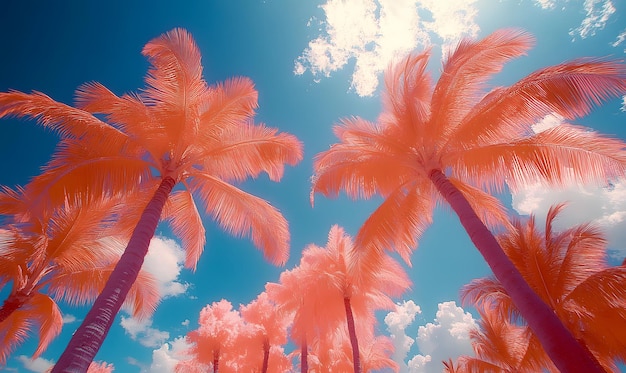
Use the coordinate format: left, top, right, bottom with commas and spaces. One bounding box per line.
0, 28, 302, 371
266, 265, 315, 372
311, 28, 626, 372
178, 299, 243, 373
298, 225, 409, 372
445, 307, 555, 373
0, 187, 158, 365
239, 292, 291, 373
463, 203, 626, 371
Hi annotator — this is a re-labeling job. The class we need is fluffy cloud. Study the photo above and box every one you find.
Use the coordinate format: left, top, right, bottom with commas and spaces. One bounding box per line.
142, 236, 189, 299
569, 0, 616, 39
385, 300, 422, 373
142, 337, 192, 373
120, 316, 170, 348
295, 0, 479, 96
408, 301, 477, 373
16, 356, 54, 373
62, 313, 77, 324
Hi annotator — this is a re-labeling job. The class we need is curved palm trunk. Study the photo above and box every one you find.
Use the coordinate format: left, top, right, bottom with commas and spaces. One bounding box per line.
429, 169, 605, 373
0, 291, 29, 323
343, 297, 361, 373
261, 339, 270, 373
301, 339, 308, 373
52, 177, 176, 373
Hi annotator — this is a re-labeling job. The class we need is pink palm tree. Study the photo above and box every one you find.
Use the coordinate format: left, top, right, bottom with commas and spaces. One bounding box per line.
0, 188, 158, 365
298, 225, 409, 372
177, 300, 242, 373
0, 28, 302, 371
311, 28, 626, 372
239, 292, 290, 373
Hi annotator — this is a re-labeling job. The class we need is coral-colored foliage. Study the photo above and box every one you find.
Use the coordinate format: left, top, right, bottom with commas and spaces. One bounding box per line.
462, 204, 626, 371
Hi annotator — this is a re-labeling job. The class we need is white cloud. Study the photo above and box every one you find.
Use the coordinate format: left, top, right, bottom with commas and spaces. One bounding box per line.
16, 356, 54, 373
612, 29, 626, 48
621, 96, 626, 112
120, 316, 170, 348
295, 0, 479, 96
61, 313, 77, 324
511, 179, 626, 256
408, 301, 476, 373
384, 300, 422, 373
142, 337, 193, 373
181, 319, 190, 327
531, 112, 564, 133
533, 0, 558, 9
569, 0, 616, 39
142, 236, 189, 299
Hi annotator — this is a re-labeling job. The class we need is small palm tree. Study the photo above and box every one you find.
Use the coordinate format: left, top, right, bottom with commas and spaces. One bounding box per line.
311, 28, 626, 372
462, 203, 626, 371
447, 307, 555, 373
0, 187, 158, 365
0, 28, 302, 371
298, 225, 409, 372
239, 292, 290, 373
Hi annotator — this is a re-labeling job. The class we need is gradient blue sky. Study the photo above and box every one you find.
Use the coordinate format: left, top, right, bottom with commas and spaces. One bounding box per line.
1, 1, 625, 372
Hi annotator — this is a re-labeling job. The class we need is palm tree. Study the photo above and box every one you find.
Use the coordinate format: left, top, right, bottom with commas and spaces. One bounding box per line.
239, 292, 290, 373
445, 307, 555, 373
462, 203, 626, 371
265, 266, 314, 372
311, 28, 626, 372
177, 299, 243, 373
0, 28, 303, 371
0, 187, 158, 365
298, 225, 409, 372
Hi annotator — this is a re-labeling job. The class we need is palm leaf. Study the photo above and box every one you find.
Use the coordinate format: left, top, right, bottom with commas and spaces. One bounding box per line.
354, 182, 434, 266
163, 189, 206, 270
190, 174, 290, 265
0, 90, 125, 140
449, 123, 626, 191
27, 292, 63, 358
0, 307, 31, 364
455, 58, 626, 148
381, 50, 432, 139
430, 29, 534, 142
199, 123, 303, 183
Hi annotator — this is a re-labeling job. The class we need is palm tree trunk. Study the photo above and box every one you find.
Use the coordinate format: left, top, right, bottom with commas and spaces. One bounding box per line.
52, 176, 176, 373
301, 339, 308, 373
213, 349, 219, 373
261, 339, 270, 373
0, 290, 29, 323
343, 297, 361, 373
428, 169, 605, 373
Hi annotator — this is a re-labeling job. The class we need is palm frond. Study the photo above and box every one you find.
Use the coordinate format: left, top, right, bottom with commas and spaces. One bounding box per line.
142, 28, 206, 109
0, 307, 31, 365
430, 29, 534, 142
199, 123, 303, 183
27, 292, 63, 358
455, 58, 626, 148
381, 50, 432, 140
197, 77, 259, 143
0, 90, 125, 140
312, 143, 414, 202
190, 174, 290, 265
163, 189, 206, 270
354, 182, 434, 266
449, 123, 626, 192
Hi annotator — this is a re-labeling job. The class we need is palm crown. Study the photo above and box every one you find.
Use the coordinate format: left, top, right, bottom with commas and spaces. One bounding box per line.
312, 28, 626, 372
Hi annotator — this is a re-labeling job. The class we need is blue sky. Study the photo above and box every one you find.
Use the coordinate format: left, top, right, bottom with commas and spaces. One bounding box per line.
1, 0, 625, 372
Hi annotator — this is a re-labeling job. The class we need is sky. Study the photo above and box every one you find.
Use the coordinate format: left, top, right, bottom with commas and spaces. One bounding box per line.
0, 0, 625, 372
